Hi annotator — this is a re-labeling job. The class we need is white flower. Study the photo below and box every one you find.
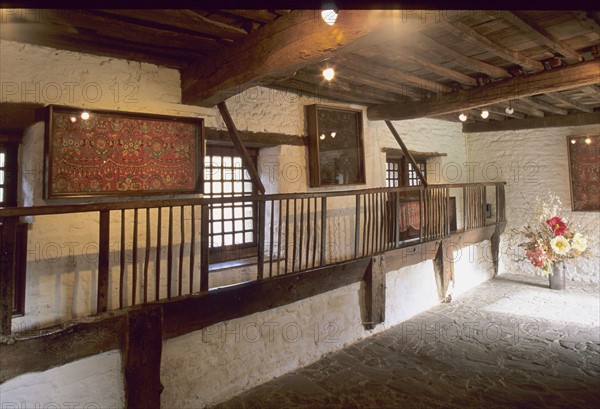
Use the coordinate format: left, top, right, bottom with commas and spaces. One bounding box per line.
550, 236, 571, 255
571, 233, 588, 252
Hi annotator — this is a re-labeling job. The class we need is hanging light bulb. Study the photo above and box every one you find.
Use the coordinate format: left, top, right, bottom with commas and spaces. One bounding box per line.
330, 132, 336, 138
505, 104, 514, 115
458, 113, 468, 122
480, 110, 489, 119
323, 68, 335, 81
81, 111, 90, 120
321, 2, 338, 25
320, 133, 326, 140
585, 137, 592, 144
69, 116, 77, 123
571, 139, 577, 144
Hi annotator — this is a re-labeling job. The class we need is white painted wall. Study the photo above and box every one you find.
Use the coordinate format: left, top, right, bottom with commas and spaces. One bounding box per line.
466, 125, 600, 283
0, 350, 124, 408
2, 40, 495, 406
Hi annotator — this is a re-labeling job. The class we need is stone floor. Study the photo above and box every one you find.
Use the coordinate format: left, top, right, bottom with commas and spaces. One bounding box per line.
213, 273, 600, 409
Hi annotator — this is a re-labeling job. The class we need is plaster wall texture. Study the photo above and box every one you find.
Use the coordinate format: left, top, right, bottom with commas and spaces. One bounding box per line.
466, 125, 600, 283
0, 350, 124, 408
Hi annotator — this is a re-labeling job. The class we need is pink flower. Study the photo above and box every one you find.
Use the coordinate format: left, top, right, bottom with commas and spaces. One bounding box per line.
546, 217, 567, 236
526, 246, 551, 268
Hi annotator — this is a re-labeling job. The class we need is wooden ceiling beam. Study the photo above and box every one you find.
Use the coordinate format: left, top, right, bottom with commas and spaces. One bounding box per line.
520, 97, 568, 115
181, 10, 441, 107
339, 54, 452, 94
289, 71, 404, 103
441, 20, 545, 72
503, 11, 582, 64
408, 33, 512, 79
274, 79, 385, 105
97, 9, 248, 41
220, 10, 278, 24
545, 92, 594, 113
579, 85, 600, 102
481, 105, 526, 119
367, 59, 600, 121
322, 66, 418, 101
380, 44, 478, 86
463, 112, 600, 133
510, 100, 545, 117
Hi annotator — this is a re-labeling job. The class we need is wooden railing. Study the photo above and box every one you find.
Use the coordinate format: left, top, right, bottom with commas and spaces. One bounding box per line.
0, 182, 505, 335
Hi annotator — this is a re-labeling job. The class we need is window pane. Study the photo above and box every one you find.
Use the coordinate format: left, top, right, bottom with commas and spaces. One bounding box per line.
222, 156, 232, 167
235, 233, 243, 244
0, 153, 4, 167
245, 232, 254, 242
234, 220, 243, 231
0, 189, 3, 202
224, 221, 233, 233
0, 170, 4, 184
223, 234, 234, 246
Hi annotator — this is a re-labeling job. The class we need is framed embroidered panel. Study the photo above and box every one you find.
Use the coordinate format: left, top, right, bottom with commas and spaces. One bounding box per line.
44, 106, 203, 199
567, 135, 599, 212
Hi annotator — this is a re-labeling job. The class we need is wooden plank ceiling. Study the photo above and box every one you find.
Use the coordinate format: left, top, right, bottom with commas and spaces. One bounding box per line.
1, 9, 599, 131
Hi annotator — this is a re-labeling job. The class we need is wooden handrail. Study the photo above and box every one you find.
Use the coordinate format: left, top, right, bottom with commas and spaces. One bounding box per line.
0, 182, 506, 218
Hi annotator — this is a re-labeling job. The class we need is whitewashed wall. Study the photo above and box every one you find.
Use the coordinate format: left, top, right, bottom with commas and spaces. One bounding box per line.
2, 40, 496, 406
466, 125, 600, 283
0, 350, 124, 408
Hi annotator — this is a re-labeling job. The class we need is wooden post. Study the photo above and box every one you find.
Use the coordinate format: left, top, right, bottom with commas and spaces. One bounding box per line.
217, 102, 265, 194
362, 255, 386, 330
320, 197, 327, 266
491, 221, 507, 277
122, 306, 164, 409
0, 216, 17, 335
200, 205, 209, 292
433, 239, 455, 301
97, 210, 110, 314
384, 120, 428, 187
257, 200, 266, 280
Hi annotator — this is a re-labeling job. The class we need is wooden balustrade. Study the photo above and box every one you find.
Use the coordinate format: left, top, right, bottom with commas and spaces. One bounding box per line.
0, 182, 506, 335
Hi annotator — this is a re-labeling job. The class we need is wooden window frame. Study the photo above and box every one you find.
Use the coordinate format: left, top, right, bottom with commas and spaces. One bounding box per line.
385, 154, 427, 188
204, 145, 258, 263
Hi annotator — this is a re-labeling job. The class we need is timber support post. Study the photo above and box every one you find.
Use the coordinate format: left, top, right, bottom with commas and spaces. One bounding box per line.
433, 239, 455, 302
122, 306, 164, 409
363, 255, 386, 329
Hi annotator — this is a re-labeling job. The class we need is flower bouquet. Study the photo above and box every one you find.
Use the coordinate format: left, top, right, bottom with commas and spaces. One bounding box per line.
515, 194, 589, 276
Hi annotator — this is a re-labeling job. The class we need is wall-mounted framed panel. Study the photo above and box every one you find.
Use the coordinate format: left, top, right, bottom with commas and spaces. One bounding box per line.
44, 105, 203, 199
567, 135, 599, 212
306, 105, 365, 187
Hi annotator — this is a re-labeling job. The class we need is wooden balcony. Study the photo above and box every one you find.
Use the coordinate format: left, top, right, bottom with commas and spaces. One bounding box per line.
0, 182, 506, 398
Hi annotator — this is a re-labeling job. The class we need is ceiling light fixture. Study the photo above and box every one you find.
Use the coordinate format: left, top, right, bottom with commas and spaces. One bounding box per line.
323, 67, 335, 81
321, 2, 338, 25
571, 139, 576, 144
585, 137, 592, 144
481, 110, 489, 119
505, 104, 514, 115
81, 111, 90, 120
330, 132, 336, 138
69, 116, 77, 123
458, 113, 468, 122
320, 133, 326, 140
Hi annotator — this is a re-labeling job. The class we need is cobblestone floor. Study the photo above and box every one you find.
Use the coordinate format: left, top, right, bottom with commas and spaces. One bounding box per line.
213, 273, 600, 409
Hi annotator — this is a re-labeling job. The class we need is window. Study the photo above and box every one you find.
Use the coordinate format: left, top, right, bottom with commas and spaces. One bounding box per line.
204, 146, 258, 262
386, 156, 427, 187
0, 143, 18, 207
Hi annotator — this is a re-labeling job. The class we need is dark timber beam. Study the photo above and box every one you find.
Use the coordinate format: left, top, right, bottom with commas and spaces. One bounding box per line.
181, 10, 440, 106
385, 121, 428, 187
362, 256, 386, 330
380, 44, 478, 87
339, 54, 452, 94
408, 32, 512, 79
441, 20, 544, 72
217, 102, 265, 194
367, 59, 600, 121
205, 127, 305, 147
462, 111, 600, 133
505, 11, 582, 64
545, 92, 594, 113
521, 97, 568, 116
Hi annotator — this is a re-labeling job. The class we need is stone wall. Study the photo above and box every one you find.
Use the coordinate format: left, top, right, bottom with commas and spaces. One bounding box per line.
466, 126, 600, 283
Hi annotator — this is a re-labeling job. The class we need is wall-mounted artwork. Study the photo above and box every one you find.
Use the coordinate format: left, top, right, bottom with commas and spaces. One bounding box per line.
44, 105, 203, 199
567, 135, 599, 212
306, 105, 365, 187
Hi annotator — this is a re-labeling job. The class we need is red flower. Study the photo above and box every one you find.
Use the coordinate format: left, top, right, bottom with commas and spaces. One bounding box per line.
546, 217, 567, 236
